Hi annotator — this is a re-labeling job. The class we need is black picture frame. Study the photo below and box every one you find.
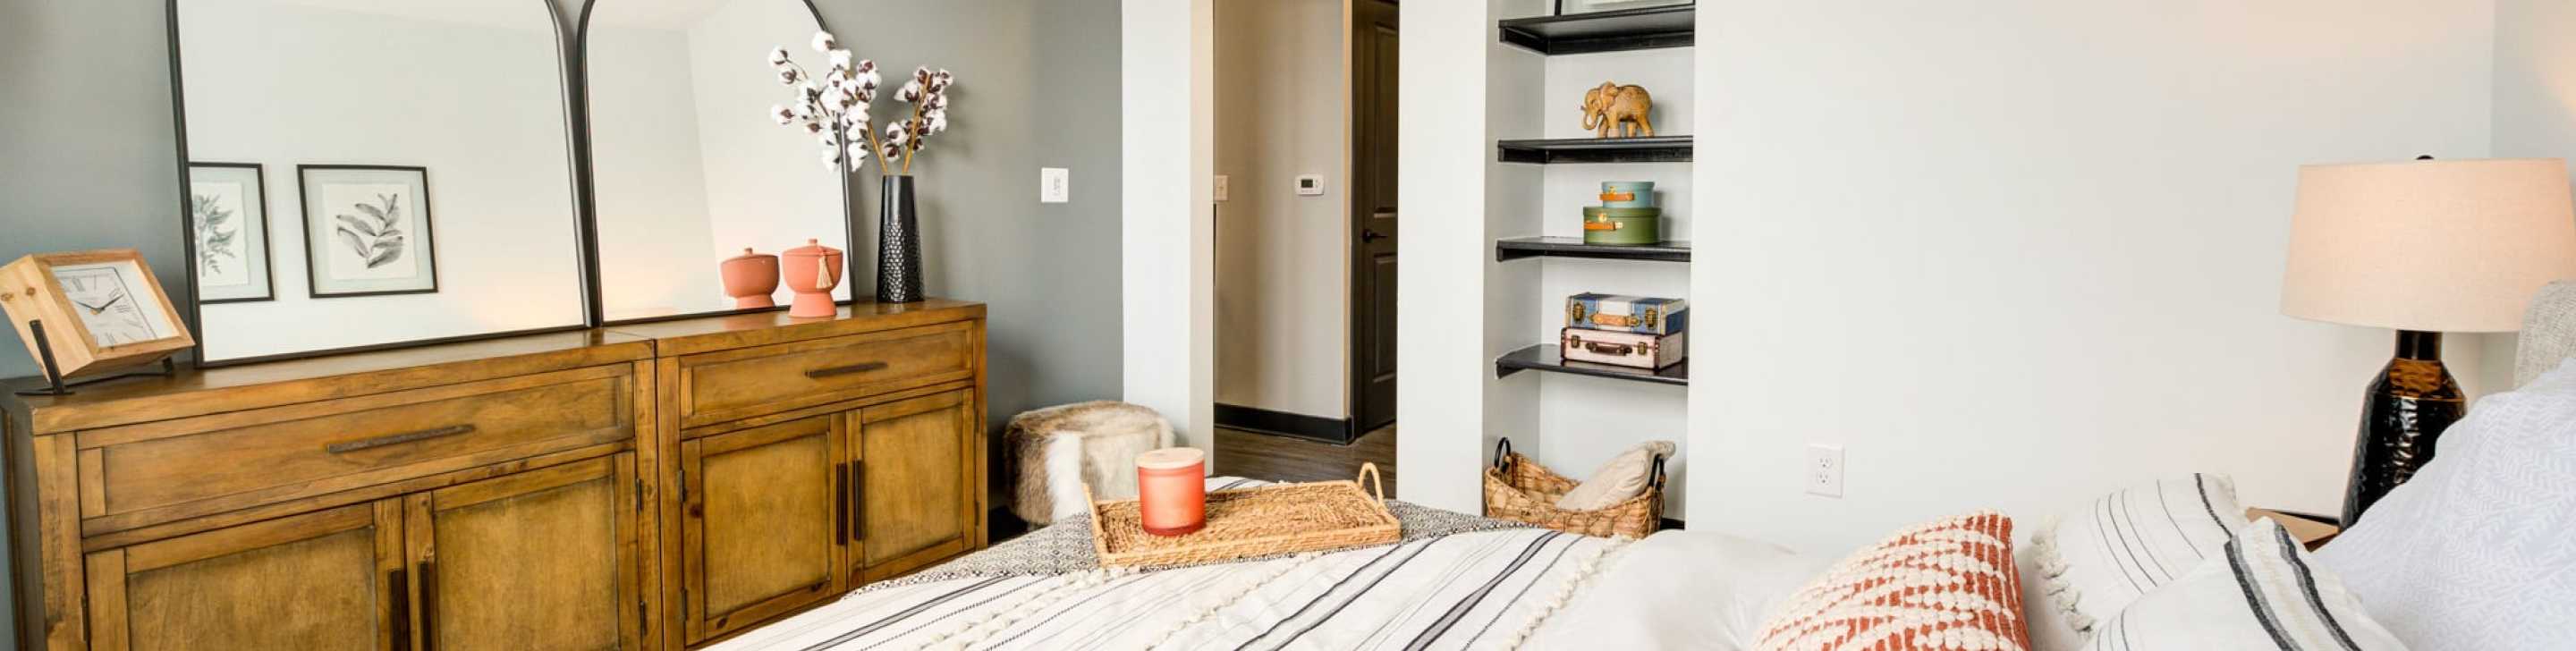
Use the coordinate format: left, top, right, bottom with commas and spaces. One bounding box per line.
295, 164, 440, 300
184, 161, 276, 304
570, 0, 857, 326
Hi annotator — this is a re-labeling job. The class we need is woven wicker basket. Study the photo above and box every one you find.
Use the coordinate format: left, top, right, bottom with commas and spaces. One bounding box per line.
1481, 438, 1663, 538
1086, 463, 1399, 569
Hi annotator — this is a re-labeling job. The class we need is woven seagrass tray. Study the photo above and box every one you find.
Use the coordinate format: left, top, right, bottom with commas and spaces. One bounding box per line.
1086, 463, 1399, 569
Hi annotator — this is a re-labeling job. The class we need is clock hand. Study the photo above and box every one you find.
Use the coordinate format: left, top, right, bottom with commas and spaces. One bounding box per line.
95, 292, 129, 314
72, 299, 106, 313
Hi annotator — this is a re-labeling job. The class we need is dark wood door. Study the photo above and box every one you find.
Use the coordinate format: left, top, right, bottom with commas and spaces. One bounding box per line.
82, 501, 407, 650
407, 453, 647, 650
679, 416, 849, 644
1351, 0, 1401, 432
854, 389, 980, 582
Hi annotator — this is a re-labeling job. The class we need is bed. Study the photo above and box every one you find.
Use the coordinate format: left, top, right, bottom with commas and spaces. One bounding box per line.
715, 283, 2576, 651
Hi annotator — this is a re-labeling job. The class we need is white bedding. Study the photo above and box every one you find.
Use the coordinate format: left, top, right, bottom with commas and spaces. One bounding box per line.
708, 527, 1822, 650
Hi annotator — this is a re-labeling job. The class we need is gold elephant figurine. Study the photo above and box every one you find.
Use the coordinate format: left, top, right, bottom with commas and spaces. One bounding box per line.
1580, 81, 1654, 139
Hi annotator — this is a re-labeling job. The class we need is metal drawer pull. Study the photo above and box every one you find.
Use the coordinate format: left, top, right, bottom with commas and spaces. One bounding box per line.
805, 361, 889, 379
326, 425, 477, 453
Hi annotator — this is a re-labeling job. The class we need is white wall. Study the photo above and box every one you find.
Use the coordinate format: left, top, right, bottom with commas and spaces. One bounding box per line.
1214, 0, 1352, 419
1125, 0, 1219, 452
182, 0, 587, 361
2483, 0, 2576, 389
1688, 1, 2502, 554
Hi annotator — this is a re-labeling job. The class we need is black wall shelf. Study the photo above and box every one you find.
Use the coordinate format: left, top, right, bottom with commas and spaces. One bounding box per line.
1497, 136, 1692, 164
1496, 236, 1690, 262
1499, 5, 1695, 55
1496, 344, 1688, 386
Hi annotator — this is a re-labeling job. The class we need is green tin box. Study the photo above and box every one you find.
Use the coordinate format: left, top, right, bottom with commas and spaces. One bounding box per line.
1581, 207, 1662, 245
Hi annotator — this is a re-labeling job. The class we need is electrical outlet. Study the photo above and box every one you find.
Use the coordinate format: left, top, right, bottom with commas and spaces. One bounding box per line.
1213, 174, 1230, 202
1805, 444, 1844, 497
1040, 167, 1070, 203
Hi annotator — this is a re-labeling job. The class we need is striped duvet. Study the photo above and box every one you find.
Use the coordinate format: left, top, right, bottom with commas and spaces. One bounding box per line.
708, 502, 1635, 650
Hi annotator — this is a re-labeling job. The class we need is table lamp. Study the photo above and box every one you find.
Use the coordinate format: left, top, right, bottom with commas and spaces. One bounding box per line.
2281, 156, 2576, 525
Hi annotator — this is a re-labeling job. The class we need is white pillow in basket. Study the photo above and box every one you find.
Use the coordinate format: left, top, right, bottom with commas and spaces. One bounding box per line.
2031, 473, 2244, 638
2088, 519, 2405, 650
1555, 441, 1675, 511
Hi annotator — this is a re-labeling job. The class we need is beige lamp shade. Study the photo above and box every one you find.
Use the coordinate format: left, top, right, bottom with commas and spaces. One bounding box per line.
2282, 158, 2576, 333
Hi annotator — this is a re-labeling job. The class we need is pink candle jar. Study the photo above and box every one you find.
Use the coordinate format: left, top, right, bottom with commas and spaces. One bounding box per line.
1135, 447, 1208, 537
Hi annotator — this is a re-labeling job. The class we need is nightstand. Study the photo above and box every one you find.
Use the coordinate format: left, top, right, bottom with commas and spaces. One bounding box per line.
2246, 507, 2343, 550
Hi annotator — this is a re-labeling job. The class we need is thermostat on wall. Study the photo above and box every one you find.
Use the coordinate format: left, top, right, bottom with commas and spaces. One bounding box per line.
1295, 174, 1326, 196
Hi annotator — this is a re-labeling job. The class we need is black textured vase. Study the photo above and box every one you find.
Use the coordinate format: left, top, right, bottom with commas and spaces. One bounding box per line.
877, 174, 925, 302
2343, 329, 2464, 526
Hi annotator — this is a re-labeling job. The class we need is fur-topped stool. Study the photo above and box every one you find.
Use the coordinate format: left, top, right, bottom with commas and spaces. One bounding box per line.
1006, 401, 1175, 525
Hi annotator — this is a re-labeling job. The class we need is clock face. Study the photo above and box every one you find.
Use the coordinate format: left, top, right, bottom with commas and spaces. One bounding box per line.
50, 260, 175, 348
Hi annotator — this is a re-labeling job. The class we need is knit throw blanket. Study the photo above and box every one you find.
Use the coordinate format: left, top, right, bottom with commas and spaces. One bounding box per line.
863, 478, 1529, 592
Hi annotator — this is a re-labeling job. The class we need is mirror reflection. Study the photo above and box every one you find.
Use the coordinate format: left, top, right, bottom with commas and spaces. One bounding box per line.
583, 0, 852, 322
176, 0, 588, 362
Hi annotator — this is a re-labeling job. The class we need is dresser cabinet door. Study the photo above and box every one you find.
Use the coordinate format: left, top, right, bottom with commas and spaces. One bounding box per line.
680, 416, 848, 643
83, 501, 408, 650
854, 389, 980, 582
407, 453, 645, 651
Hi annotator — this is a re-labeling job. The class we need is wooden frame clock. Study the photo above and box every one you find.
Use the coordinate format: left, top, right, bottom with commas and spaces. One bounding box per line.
0, 249, 194, 382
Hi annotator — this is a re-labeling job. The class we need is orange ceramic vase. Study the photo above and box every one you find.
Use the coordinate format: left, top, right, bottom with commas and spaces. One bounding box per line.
718, 248, 780, 309
780, 239, 843, 318
1135, 447, 1208, 537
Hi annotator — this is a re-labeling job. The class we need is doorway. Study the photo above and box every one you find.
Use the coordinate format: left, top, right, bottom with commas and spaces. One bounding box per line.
1208, 0, 1397, 483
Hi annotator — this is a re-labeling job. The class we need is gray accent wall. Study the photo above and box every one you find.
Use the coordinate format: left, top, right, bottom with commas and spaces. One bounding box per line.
0, 0, 1122, 642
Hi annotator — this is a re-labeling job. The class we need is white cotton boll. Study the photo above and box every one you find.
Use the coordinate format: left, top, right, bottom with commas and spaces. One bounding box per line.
770, 105, 796, 125
767, 47, 791, 66
820, 151, 842, 168
810, 31, 837, 53
846, 142, 870, 162
775, 68, 800, 86
828, 49, 853, 68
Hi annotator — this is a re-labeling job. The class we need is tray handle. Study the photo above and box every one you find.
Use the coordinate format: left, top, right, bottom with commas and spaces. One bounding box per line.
1356, 462, 1385, 505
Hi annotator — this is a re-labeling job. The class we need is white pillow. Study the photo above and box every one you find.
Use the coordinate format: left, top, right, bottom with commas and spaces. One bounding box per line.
2313, 358, 2576, 650
2090, 519, 2406, 650
2016, 543, 2087, 651
1521, 530, 1830, 650
2031, 473, 2243, 638
1555, 440, 1675, 511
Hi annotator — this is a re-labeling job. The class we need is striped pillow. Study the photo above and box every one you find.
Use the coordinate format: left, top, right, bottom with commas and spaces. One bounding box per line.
2030, 474, 2242, 637
1754, 511, 2032, 651
2085, 519, 2404, 650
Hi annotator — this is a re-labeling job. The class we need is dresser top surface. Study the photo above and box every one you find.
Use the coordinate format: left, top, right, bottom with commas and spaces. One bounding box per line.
602, 298, 984, 356
4, 329, 656, 435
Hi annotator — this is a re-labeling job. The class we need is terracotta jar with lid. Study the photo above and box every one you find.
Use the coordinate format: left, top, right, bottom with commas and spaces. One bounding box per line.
780, 239, 843, 318
718, 248, 780, 309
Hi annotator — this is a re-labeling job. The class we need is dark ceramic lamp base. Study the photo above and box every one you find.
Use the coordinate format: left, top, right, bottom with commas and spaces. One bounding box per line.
2343, 329, 2464, 526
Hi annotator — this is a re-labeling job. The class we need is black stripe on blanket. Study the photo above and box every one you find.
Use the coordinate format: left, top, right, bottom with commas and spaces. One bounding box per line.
1403, 531, 1564, 650
797, 576, 1012, 651
2222, 536, 2294, 651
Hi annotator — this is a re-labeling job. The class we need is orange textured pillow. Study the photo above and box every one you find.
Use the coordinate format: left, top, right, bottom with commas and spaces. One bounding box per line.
1754, 512, 2031, 651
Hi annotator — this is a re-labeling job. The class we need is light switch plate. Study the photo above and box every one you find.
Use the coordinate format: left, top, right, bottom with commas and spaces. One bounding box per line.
1040, 167, 1070, 203
1214, 174, 1230, 202
1295, 173, 1326, 197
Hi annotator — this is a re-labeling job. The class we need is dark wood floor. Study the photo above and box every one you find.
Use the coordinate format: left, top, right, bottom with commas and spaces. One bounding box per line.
1215, 425, 1398, 495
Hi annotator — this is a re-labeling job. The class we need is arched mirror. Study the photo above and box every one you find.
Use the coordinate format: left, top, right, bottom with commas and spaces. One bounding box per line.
171, 0, 590, 364
579, 0, 852, 323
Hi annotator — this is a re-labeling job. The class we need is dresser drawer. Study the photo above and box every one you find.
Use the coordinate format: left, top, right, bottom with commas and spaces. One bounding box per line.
675, 321, 976, 429
76, 365, 635, 529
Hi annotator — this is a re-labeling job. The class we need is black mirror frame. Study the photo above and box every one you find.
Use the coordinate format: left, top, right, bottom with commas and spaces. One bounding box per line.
164, 0, 597, 368
569, 0, 860, 326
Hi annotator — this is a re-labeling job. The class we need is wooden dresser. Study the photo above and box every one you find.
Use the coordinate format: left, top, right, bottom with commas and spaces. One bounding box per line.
2, 300, 987, 650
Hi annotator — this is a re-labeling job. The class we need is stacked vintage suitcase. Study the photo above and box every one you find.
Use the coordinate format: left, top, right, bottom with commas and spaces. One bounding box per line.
1561, 292, 1686, 369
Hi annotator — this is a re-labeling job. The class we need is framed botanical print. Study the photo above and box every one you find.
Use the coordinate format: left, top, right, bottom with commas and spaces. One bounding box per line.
298, 165, 439, 298
187, 162, 275, 303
